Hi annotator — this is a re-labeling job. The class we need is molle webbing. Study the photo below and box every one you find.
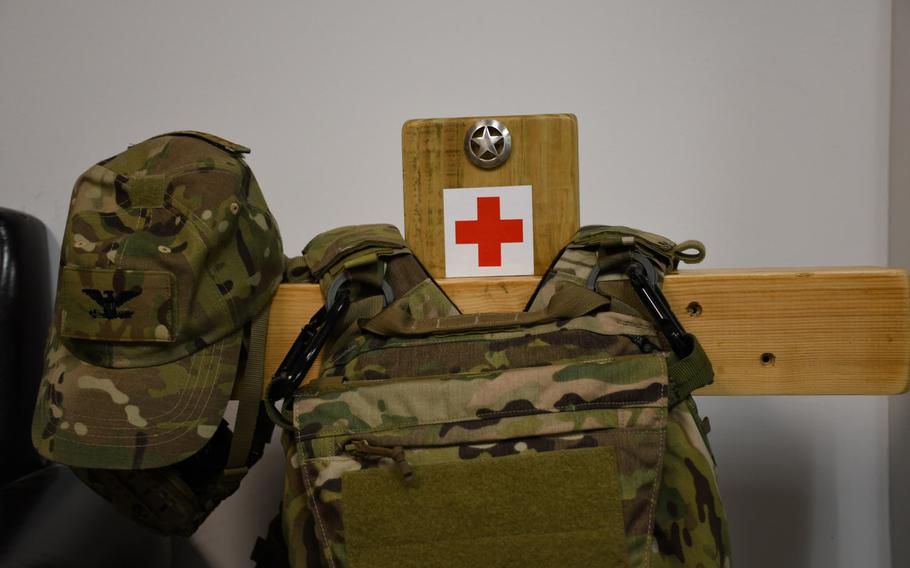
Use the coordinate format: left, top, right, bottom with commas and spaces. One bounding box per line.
567, 225, 705, 270
363, 284, 609, 337
300, 224, 411, 289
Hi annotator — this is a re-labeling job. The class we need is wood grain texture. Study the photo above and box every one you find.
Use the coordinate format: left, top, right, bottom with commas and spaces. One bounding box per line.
402, 114, 579, 277
263, 268, 910, 395
666, 268, 910, 395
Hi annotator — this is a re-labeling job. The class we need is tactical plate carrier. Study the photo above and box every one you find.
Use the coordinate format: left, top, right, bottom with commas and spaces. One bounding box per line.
263, 224, 730, 568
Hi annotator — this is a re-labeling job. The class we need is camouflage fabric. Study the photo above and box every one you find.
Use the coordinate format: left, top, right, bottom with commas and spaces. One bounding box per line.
300, 223, 409, 292
654, 400, 729, 567
32, 131, 284, 470
279, 225, 729, 567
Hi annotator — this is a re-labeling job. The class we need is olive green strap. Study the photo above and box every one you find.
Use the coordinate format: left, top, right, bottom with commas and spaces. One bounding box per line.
363, 284, 609, 337
284, 255, 312, 283
667, 337, 714, 407
330, 295, 387, 353
225, 305, 271, 473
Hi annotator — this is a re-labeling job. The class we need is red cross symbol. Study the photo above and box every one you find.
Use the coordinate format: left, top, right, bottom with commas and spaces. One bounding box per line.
454, 196, 524, 267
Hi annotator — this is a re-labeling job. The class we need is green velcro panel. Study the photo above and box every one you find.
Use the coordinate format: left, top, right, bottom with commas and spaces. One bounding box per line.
342, 446, 629, 568
59, 266, 176, 342
162, 130, 251, 154
125, 175, 167, 208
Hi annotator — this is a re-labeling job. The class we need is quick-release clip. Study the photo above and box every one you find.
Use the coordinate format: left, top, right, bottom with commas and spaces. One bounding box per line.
625, 253, 694, 359
266, 287, 351, 429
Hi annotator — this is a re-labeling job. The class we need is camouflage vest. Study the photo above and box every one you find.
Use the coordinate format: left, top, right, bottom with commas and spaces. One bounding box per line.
263, 224, 731, 568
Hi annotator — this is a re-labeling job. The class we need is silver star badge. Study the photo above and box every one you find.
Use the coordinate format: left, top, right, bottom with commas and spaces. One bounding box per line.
464, 119, 512, 169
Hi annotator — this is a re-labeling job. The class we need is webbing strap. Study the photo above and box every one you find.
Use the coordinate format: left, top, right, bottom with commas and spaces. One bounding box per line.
667, 337, 714, 407
330, 295, 387, 351
226, 306, 271, 471
363, 283, 610, 337
284, 255, 312, 283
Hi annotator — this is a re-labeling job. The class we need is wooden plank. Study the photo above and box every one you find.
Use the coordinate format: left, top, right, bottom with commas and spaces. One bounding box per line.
402, 114, 579, 277
263, 268, 910, 395
667, 268, 910, 395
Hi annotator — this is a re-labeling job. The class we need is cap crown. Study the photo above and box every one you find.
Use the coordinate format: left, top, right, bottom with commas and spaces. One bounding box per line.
57, 131, 283, 368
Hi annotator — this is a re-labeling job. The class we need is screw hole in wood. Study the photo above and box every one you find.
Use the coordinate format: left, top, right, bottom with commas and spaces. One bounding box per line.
686, 301, 703, 317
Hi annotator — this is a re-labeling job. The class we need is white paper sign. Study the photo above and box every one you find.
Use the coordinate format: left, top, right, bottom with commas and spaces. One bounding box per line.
443, 185, 534, 277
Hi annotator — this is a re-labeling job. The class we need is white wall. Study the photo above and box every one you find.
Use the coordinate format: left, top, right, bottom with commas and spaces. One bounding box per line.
890, 2, 910, 567
0, 1, 893, 566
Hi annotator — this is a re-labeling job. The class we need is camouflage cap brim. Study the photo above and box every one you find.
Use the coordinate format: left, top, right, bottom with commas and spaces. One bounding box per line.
31, 325, 243, 470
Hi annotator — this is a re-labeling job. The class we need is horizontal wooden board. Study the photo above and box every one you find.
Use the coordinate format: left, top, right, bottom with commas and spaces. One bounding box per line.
264, 268, 910, 395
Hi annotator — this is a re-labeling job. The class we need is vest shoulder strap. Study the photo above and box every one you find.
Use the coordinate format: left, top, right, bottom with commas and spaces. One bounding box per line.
527, 225, 705, 311
295, 224, 460, 350
527, 225, 712, 405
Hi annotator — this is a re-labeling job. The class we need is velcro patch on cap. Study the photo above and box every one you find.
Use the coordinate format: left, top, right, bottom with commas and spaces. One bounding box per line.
59, 267, 176, 343
164, 131, 251, 154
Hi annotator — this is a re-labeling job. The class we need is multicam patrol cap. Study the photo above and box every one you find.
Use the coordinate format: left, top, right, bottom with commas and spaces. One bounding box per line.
32, 131, 283, 470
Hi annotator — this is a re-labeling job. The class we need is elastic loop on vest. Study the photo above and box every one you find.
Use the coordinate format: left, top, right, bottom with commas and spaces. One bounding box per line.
673, 240, 706, 264
667, 337, 714, 407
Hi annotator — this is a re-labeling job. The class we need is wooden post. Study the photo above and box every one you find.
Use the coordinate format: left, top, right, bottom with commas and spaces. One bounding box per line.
402, 114, 579, 277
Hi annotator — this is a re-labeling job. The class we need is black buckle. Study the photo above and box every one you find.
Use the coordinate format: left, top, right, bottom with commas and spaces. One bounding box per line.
267, 287, 351, 405
625, 253, 694, 358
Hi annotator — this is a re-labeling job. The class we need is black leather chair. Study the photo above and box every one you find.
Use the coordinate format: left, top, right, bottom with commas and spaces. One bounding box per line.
0, 207, 50, 484
0, 208, 207, 568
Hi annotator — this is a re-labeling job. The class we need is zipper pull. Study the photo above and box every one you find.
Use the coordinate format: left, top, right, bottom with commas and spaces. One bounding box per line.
347, 440, 414, 483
